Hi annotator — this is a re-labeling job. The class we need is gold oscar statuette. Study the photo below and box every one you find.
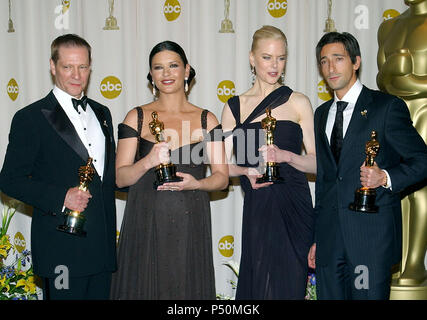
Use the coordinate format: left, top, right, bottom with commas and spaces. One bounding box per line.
219, 0, 235, 33
7, 0, 15, 33
323, 0, 337, 33
377, 0, 427, 299
62, 0, 70, 14
103, 0, 119, 30
256, 108, 284, 184
349, 131, 380, 213
149, 112, 183, 189
57, 158, 95, 237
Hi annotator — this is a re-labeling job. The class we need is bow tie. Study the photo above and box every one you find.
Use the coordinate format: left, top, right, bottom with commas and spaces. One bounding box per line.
71, 96, 88, 112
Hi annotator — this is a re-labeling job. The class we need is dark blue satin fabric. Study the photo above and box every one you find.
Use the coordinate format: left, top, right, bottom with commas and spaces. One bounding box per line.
228, 86, 315, 299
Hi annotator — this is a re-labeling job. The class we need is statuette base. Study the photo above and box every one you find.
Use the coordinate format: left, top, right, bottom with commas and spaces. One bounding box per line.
153, 163, 183, 189
57, 213, 87, 237
349, 188, 378, 213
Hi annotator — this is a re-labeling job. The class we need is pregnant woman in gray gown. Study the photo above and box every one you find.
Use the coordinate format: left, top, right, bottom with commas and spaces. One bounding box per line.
110, 41, 228, 299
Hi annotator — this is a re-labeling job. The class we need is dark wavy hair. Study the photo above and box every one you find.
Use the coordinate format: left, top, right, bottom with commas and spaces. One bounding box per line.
315, 32, 361, 76
147, 40, 196, 86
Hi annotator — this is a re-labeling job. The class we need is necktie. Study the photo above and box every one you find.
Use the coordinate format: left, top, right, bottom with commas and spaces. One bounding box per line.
71, 96, 88, 112
330, 101, 348, 163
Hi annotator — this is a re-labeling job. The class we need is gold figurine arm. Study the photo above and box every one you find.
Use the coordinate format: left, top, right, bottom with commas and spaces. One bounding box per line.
377, 19, 395, 70
377, 18, 427, 98
378, 50, 427, 96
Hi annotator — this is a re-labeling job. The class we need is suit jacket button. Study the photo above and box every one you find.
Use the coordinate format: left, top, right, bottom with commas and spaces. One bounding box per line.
338, 176, 343, 181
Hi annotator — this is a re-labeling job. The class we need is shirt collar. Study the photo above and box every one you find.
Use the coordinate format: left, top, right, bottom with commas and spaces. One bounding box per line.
333, 79, 363, 105
53, 85, 85, 112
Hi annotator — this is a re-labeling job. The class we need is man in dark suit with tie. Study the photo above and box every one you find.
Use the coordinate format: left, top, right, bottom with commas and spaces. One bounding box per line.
0, 34, 117, 299
307, 32, 427, 299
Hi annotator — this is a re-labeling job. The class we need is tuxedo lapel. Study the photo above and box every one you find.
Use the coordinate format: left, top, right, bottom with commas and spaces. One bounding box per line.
339, 86, 373, 165
318, 100, 336, 166
88, 99, 113, 175
41, 92, 89, 162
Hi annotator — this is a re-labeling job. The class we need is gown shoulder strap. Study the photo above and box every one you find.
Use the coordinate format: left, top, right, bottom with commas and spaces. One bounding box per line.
201, 109, 208, 130
227, 96, 241, 125
136, 106, 144, 137
136, 106, 144, 157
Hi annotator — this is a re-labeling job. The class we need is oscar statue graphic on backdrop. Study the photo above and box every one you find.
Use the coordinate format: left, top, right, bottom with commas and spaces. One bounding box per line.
323, 0, 337, 32
219, 0, 235, 33
7, 0, 15, 33
377, 0, 427, 299
103, 0, 119, 30
62, 0, 70, 14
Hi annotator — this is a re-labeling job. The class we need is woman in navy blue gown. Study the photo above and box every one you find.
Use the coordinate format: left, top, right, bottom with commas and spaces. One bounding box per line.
221, 26, 316, 299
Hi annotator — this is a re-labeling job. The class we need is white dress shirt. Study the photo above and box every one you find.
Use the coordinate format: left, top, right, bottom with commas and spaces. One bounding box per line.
53, 86, 106, 179
325, 80, 391, 189
325, 79, 363, 142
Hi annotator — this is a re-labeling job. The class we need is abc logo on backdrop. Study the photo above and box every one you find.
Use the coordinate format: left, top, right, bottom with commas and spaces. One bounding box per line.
382, 9, 400, 21
100, 76, 122, 99
7, 78, 19, 101
267, 0, 288, 18
14, 232, 26, 253
317, 79, 332, 101
164, 0, 181, 21
217, 80, 236, 103
218, 235, 234, 258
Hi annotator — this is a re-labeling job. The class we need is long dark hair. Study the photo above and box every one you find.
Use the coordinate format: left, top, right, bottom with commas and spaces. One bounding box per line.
147, 40, 196, 86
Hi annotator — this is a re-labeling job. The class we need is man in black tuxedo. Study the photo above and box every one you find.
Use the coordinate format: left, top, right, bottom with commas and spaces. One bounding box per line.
0, 34, 117, 299
308, 32, 427, 299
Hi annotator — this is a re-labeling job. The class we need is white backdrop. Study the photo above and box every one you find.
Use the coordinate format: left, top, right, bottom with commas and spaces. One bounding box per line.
0, 0, 419, 299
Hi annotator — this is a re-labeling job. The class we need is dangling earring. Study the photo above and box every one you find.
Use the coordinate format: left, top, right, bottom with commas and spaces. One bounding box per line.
251, 66, 256, 86
281, 72, 285, 84
152, 80, 156, 97
184, 78, 189, 93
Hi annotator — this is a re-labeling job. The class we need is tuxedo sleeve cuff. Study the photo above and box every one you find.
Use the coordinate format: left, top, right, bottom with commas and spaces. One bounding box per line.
382, 169, 392, 190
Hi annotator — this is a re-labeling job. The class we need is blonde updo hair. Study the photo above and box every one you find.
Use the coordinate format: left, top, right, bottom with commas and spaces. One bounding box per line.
251, 25, 288, 56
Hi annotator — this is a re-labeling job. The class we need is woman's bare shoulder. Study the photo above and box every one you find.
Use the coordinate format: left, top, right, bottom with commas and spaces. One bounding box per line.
122, 102, 156, 128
